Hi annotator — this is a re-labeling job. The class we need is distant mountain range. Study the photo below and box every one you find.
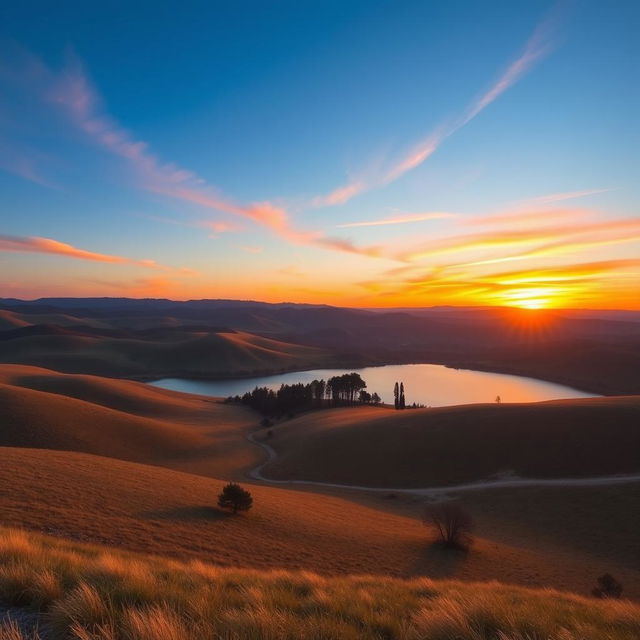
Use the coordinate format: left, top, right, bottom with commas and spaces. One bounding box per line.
1, 297, 639, 394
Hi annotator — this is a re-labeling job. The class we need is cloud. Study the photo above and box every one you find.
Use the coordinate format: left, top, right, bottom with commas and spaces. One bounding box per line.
28, 53, 379, 260
360, 258, 640, 308
337, 211, 456, 229
313, 10, 559, 208
312, 181, 367, 207
512, 188, 610, 207
0, 234, 192, 273
469, 207, 590, 227
400, 216, 640, 262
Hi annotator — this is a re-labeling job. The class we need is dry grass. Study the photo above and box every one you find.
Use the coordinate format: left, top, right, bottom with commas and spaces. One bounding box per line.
261, 397, 640, 487
1, 447, 638, 599
0, 527, 638, 640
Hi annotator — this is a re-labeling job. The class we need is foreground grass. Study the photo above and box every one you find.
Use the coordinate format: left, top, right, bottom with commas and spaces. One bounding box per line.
0, 528, 638, 640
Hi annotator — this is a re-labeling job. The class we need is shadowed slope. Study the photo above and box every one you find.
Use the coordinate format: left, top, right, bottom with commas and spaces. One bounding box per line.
0, 365, 261, 478
0, 329, 333, 377
259, 398, 640, 487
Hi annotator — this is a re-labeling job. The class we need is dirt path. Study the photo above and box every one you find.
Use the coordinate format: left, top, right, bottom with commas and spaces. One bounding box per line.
246, 433, 640, 496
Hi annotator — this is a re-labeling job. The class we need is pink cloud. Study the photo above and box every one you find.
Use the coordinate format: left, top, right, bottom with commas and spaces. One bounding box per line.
312, 181, 367, 207
37, 55, 379, 259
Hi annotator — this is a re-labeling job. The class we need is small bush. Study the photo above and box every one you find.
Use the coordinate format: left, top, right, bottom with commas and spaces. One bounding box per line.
423, 502, 473, 550
592, 573, 623, 599
217, 483, 253, 514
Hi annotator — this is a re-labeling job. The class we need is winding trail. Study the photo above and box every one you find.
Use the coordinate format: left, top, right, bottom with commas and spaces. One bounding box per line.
246, 432, 640, 496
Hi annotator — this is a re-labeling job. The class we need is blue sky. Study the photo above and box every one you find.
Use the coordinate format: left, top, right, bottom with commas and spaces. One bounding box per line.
1, 0, 639, 307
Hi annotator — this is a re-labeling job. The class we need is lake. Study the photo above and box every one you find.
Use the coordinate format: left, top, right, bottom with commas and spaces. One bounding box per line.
149, 363, 597, 407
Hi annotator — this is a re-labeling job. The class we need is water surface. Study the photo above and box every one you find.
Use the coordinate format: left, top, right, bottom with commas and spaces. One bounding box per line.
149, 363, 597, 407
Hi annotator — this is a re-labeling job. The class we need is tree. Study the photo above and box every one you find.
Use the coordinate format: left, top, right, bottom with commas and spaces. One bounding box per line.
423, 503, 473, 550
399, 382, 406, 409
592, 574, 623, 599
218, 483, 253, 514
371, 392, 381, 405
393, 382, 399, 409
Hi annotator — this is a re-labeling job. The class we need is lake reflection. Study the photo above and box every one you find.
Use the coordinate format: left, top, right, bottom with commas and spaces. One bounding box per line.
149, 363, 597, 407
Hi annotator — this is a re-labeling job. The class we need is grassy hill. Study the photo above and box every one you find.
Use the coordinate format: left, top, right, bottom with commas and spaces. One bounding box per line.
0, 526, 638, 640
259, 397, 640, 487
0, 447, 638, 598
0, 365, 260, 479
0, 328, 334, 378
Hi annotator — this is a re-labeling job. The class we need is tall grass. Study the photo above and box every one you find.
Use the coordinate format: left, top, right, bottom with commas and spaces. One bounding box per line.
0, 527, 637, 639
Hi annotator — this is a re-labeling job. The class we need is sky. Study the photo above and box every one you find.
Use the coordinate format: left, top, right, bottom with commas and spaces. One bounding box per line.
1, 0, 639, 309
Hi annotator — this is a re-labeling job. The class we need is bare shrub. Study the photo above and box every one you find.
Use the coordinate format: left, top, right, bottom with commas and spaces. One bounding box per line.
423, 502, 473, 550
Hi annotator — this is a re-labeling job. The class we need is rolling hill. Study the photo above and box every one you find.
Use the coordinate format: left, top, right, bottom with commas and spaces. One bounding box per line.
2, 297, 639, 393
0, 447, 638, 597
0, 365, 261, 479
258, 397, 640, 488
0, 329, 334, 378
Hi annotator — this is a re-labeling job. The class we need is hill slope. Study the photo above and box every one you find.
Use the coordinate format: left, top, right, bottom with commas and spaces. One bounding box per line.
0, 365, 260, 478
259, 397, 640, 488
1, 447, 638, 597
0, 328, 334, 378
2, 527, 638, 640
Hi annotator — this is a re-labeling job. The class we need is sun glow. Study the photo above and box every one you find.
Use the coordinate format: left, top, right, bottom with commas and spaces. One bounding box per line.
500, 287, 559, 309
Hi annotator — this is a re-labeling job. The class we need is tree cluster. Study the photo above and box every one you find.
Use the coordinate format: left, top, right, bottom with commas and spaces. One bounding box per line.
227, 373, 381, 417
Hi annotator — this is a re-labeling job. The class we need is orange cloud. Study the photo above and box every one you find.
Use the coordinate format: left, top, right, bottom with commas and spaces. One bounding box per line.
469, 207, 591, 227
0, 234, 191, 273
402, 217, 640, 262
40, 56, 379, 260
360, 258, 640, 309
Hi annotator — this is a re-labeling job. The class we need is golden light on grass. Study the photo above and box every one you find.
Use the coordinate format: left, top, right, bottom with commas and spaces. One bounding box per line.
0, 526, 638, 640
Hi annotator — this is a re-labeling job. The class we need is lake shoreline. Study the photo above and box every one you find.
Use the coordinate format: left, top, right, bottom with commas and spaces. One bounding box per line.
130, 356, 622, 397
147, 361, 599, 407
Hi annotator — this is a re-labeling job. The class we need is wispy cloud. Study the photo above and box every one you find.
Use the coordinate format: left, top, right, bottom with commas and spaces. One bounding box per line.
360, 258, 640, 308
469, 207, 591, 227
313, 10, 559, 208
337, 211, 456, 229
0, 234, 193, 273
401, 216, 640, 262
32, 53, 379, 259
512, 188, 611, 207
313, 181, 367, 208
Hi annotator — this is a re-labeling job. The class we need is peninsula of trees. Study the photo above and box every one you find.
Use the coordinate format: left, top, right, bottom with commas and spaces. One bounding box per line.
227, 372, 381, 417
